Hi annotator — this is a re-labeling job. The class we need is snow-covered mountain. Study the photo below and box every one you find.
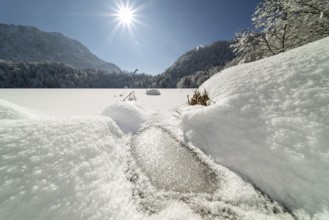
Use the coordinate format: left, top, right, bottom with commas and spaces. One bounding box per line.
0, 23, 121, 73
153, 41, 235, 88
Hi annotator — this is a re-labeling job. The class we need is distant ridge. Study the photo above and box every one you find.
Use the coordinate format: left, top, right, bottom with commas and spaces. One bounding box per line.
154, 40, 235, 87
0, 23, 121, 73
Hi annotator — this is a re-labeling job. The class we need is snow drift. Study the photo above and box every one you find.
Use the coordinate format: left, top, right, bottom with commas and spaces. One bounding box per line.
182, 37, 329, 216
101, 102, 146, 133
0, 116, 134, 220
0, 98, 35, 119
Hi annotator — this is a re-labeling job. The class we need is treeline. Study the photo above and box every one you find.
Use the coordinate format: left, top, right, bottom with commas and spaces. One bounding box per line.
0, 61, 154, 88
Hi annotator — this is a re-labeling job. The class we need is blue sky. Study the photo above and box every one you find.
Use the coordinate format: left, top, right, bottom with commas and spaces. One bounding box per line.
0, 0, 260, 75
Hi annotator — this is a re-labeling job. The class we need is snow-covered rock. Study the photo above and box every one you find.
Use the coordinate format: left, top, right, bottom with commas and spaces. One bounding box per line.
182, 37, 329, 217
101, 102, 147, 133
146, 89, 161, 96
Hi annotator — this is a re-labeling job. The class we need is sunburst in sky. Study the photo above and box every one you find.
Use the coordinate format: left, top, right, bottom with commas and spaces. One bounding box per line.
0, 0, 261, 75
113, 2, 138, 30
117, 6, 134, 25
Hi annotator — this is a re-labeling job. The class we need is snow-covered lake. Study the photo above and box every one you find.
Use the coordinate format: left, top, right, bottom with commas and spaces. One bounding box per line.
0, 89, 192, 117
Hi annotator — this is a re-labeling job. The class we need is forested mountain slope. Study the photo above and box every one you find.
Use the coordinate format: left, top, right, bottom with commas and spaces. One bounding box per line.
0, 23, 121, 73
153, 41, 235, 88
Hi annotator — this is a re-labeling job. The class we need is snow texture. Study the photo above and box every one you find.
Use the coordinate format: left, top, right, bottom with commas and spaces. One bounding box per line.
0, 100, 294, 220
0, 116, 134, 220
182, 37, 329, 216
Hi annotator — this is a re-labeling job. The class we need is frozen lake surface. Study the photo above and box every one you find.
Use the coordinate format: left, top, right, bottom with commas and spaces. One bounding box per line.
0, 89, 192, 118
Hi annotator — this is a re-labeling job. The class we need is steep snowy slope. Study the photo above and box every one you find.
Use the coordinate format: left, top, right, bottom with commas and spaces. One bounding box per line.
182, 37, 329, 217
0, 23, 121, 73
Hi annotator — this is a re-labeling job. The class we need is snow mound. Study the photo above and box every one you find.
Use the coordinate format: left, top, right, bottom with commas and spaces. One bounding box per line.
182, 37, 329, 216
0, 117, 132, 220
101, 102, 147, 133
0, 99, 35, 119
146, 89, 161, 96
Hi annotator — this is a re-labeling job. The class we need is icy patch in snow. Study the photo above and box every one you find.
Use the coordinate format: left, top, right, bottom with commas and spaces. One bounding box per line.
0, 98, 35, 119
131, 126, 218, 193
101, 102, 147, 134
127, 126, 294, 219
182, 37, 329, 217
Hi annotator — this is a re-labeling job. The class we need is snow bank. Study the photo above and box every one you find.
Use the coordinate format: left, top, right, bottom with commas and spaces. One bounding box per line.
0, 117, 136, 220
146, 89, 161, 96
0, 98, 35, 119
101, 102, 147, 133
182, 37, 329, 216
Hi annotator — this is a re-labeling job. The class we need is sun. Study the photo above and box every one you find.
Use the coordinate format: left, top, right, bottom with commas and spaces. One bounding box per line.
114, 3, 137, 28
108, 1, 143, 33
118, 7, 134, 25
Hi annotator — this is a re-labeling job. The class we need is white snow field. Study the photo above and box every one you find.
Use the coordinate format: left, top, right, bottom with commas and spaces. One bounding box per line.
182, 37, 329, 218
0, 37, 328, 219
0, 96, 293, 220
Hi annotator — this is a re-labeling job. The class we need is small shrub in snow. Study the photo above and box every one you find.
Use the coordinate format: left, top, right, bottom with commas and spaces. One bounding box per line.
146, 89, 161, 96
188, 90, 210, 106
123, 91, 137, 101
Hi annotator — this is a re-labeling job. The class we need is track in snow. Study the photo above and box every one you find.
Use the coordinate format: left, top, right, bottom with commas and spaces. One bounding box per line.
127, 126, 295, 219
131, 126, 218, 194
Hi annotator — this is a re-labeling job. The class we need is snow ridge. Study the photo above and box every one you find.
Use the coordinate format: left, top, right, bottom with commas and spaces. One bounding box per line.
182, 37, 329, 217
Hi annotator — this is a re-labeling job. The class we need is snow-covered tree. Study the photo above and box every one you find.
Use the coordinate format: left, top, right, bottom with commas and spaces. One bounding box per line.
290, 0, 329, 40
231, 31, 265, 63
232, 0, 329, 62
